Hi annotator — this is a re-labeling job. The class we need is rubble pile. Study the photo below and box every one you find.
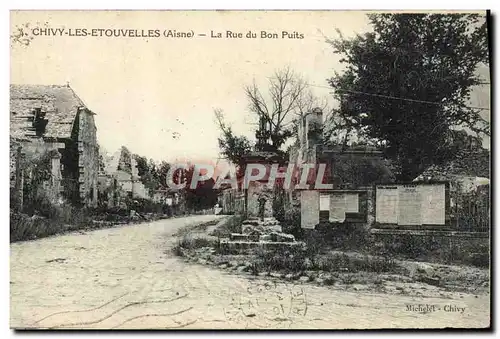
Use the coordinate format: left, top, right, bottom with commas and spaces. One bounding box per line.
232, 217, 295, 242
221, 217, 302, 254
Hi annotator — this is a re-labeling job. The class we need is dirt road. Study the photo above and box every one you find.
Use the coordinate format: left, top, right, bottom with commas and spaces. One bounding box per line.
10, 215, 490, 329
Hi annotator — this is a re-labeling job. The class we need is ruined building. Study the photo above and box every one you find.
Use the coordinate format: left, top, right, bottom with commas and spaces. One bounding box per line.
10, 84, 99, 208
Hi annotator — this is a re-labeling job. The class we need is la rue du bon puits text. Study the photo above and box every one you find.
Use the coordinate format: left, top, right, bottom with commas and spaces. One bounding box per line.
30, 27, 305, 39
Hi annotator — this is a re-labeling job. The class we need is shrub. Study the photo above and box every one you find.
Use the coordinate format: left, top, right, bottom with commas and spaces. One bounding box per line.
172, 234, 220, 258
355, 255, 398, 273
314, 223, 374, 251
172, 243, 185, 257
283, 206, 303, 238
126, 197, 164, 215
177, 236, 218, 250
254, 246, 307, 273
272, 189, 286, 222
10, 211, 67, 242
303, 230, 328, 267
209, 215, 244, 237
324, 277, 336, 285
313, 252, 398, 273
470, 252, 490, 268
371, 233, 490, 269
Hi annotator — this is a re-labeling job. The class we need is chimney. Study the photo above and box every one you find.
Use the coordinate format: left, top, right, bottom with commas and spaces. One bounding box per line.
305, 107, 323, 162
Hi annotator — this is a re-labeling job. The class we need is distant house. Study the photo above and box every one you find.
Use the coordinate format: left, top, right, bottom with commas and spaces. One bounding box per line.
10, 84, 99, 208
414, 147, 490, 192
99, 147, 150, 205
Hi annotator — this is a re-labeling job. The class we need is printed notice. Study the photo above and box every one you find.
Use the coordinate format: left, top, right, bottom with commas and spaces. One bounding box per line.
345, 193, 359, 213
301, 190, 319, 229
319, 193, 330, 211
398, 186, 422, 226
375, 186, 398, 224
329, 194, 346, 223
420, 184, 446, 225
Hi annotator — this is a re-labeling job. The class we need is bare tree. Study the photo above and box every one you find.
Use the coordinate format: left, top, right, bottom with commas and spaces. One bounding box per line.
244, 67, 325, 150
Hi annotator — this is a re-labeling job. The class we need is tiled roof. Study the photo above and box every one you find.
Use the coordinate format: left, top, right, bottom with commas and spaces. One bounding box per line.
10, 84, 87, 140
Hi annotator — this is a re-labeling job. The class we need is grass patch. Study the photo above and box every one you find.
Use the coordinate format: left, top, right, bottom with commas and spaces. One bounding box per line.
372, 234, 490, 269
250, 245, 399, 276
10, 206, 95, 242
172, 234, 220, 257
173, 219, 220, 237
209, 215, 245, 237
315, 253, 398, 273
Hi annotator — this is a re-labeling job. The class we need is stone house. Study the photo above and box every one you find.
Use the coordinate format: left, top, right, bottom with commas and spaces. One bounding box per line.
413, 138, 490, 192
10, 84, 99, 208
98, 147, 150, 207
413, 140, 490, 232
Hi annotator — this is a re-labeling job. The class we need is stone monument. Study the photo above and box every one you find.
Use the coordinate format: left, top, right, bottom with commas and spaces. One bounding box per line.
242, 114, 286, 220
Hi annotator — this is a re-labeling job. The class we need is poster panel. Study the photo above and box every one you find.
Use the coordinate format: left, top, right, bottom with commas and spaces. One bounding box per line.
419, 184, 446, 225
329, 193, 346, 222
319, 193, 330, 211
375, 186, 398, 224
301, 190, 319, 229
398, 185, 422, 225
345, 193, 359, 213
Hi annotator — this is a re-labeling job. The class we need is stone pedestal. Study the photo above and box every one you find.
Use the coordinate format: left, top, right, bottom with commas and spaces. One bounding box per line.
247, 182, 273, 219
242, 150, 286, 220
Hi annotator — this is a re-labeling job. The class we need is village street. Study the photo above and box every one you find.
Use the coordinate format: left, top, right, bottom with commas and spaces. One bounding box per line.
10, 215, 489, 330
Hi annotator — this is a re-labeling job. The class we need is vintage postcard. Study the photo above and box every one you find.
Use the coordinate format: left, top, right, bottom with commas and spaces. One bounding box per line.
9, 10, 491, 330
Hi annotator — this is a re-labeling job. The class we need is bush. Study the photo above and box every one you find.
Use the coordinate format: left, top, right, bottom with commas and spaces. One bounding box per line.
173, 235, 220, 256
272, 189, 286, 222
470, 252, 490, 268
179, 236, 217, 249
283, 207, 303, 238
313, 252, 398, 274
254, 246, 308, 273
11, 190, 152, 242
372, 234, 490, 268
387, 235, 437, 258
11, 212, 49, 242
172, 243, 185, 257
126, 197, 164, 215
314, 223, 373, 251
10, 211, 76, 242
252, 244, 398, 276
209, 215, 244, 237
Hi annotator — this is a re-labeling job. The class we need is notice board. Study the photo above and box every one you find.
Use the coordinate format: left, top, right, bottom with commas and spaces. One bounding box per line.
301, 190, 319, 229
317, 190, 367, 224
375, 182, 448, 227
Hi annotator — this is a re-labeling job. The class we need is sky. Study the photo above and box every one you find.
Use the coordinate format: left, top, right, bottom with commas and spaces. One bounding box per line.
10, 10, 490, 166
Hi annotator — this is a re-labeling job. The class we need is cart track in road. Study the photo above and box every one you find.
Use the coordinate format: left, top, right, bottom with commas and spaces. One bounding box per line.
10, 215, 490, 329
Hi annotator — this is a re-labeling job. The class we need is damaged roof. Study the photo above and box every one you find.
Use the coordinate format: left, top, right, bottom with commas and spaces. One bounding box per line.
418, 149, 490, 180
10, 84, 90, 140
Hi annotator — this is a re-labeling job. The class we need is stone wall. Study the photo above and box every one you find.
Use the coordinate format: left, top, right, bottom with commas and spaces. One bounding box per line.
10, 140, 21, 189
10, 140, 23, 210
77, 109, 99, 207
10, 138, 66, 208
